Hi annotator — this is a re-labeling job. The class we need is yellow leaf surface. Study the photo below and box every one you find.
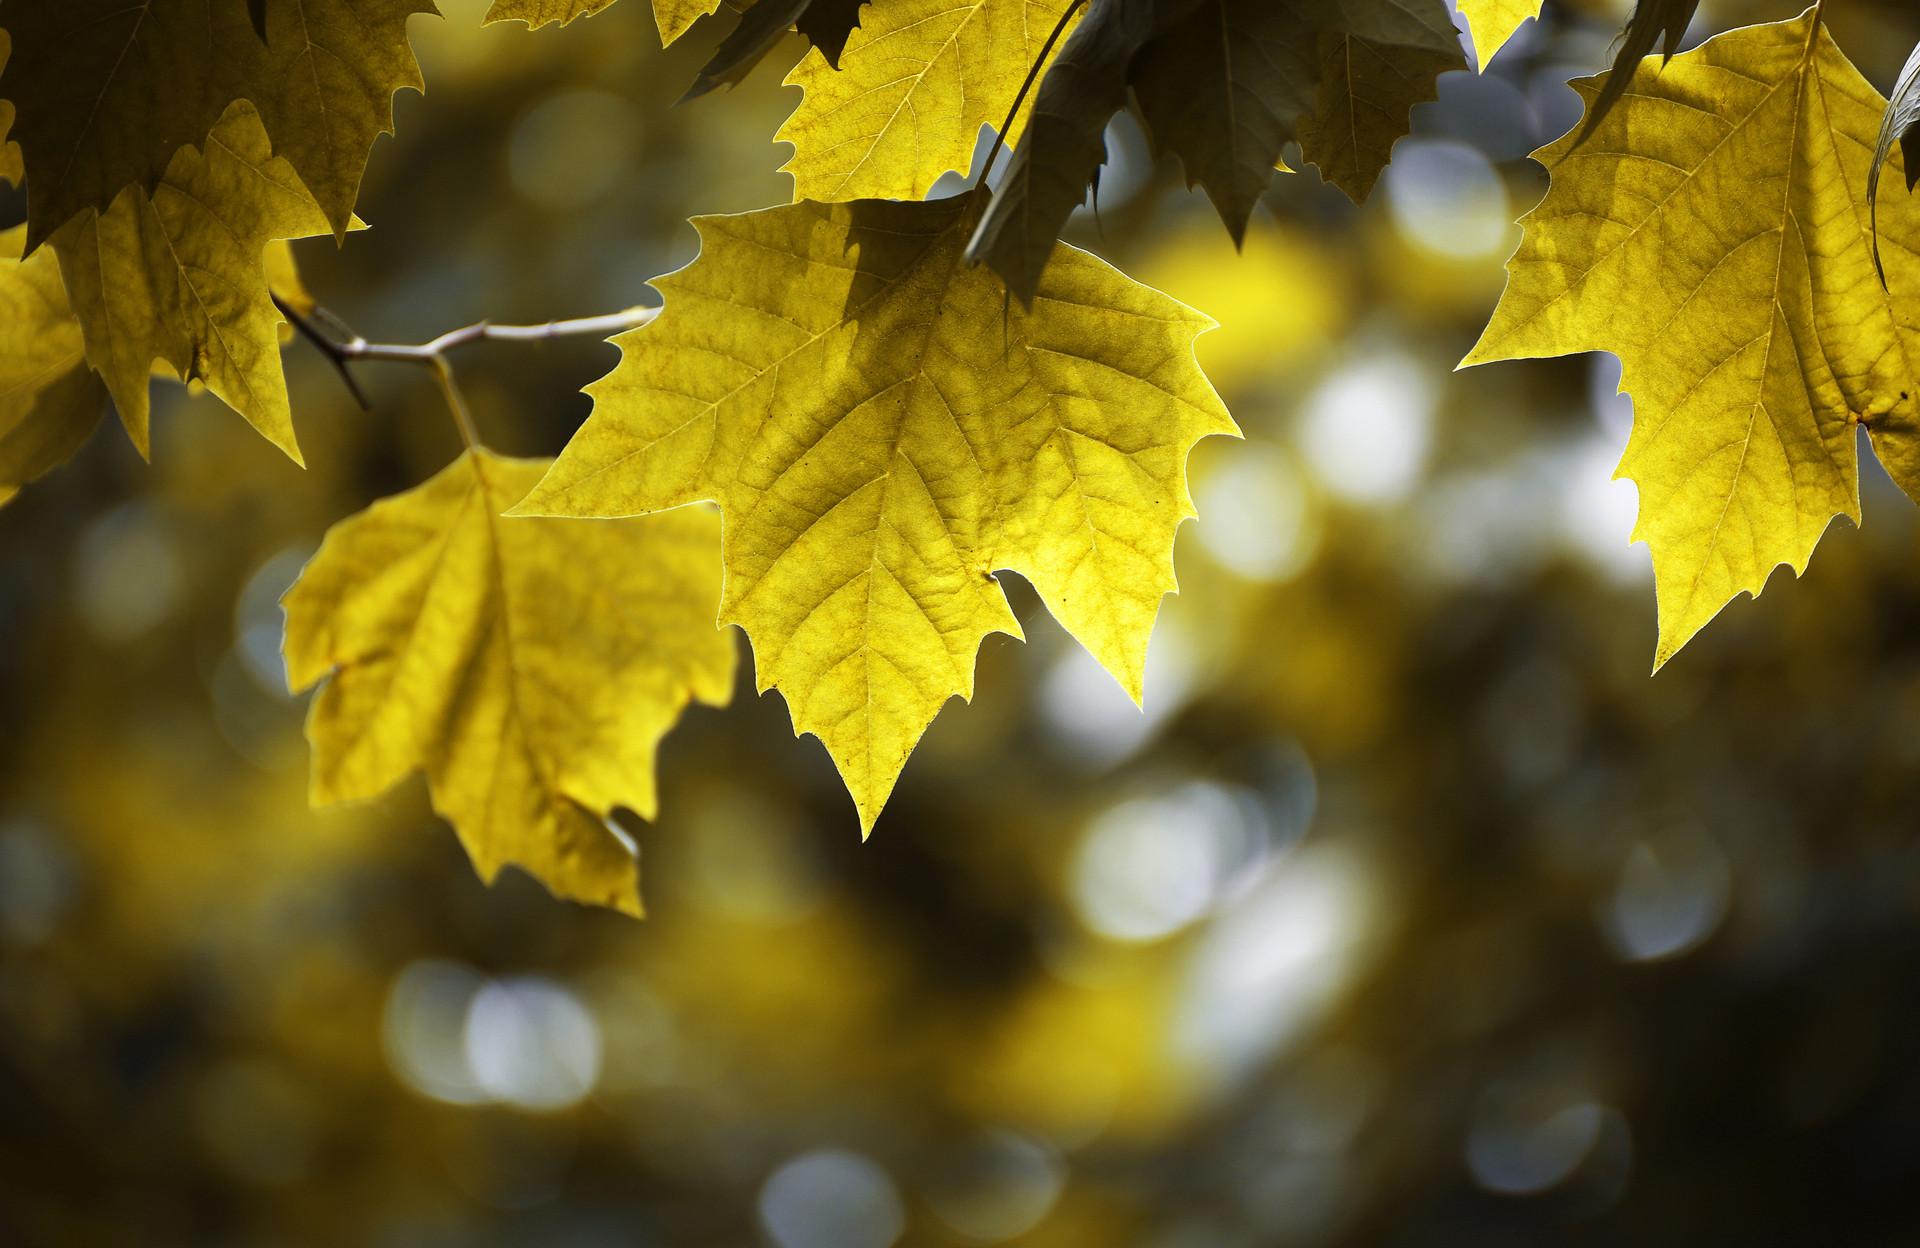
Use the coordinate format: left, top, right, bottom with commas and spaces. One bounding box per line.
1456, 0, 1540, 70
778, 0, 1080, 201
513, 198, 1235, 831
484, 0, 634, 30
49, 103, 335, 464
0, 225, 105, 506
658, 0, 726, 44
1463, 10, 1920, 667
0, 0, 429, 245
284, 450, 736, 916
0, 30, 19, 188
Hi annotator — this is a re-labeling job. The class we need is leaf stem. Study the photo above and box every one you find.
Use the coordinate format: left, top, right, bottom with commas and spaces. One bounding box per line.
273, 295, 660, 447
974, 0, 1087, 195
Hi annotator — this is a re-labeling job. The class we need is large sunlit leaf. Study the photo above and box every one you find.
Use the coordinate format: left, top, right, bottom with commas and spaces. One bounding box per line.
284, 449, 736, 916
513, 198, 1235, 831
1464, 10, 1920, 666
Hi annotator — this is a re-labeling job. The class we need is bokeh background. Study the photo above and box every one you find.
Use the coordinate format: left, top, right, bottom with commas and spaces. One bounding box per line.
5, 0, 1920, 1243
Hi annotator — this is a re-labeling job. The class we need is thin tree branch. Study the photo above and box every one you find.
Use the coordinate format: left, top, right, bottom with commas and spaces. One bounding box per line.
274, 296, 660, 447
275, 294, 372, 410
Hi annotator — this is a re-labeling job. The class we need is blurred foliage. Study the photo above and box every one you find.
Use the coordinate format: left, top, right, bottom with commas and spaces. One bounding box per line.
4, 0, 1920, 1244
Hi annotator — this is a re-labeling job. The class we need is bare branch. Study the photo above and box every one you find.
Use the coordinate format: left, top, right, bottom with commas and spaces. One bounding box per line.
274, 298, 660, 447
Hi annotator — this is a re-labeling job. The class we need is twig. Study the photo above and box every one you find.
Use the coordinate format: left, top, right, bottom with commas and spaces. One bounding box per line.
274, 294, 660, 446
276, 295, 372, 411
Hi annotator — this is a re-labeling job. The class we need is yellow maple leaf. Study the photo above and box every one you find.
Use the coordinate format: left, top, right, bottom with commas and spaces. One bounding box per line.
655, 0, 726, 44
0, 0, 428, 246
0, 30, 19, 189
1297, 29, 1460, 201
484, 0, 694, 35
512, 198, 1235, 831
1456, 0, 1540, 70
777, 0, 1080, 202
49, 102, 336, 465
0, 225, 106, 507
284, 449, 737, 916
1463, 8, 1920, 667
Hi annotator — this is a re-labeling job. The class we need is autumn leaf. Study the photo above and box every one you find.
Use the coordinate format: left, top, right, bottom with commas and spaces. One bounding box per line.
972, 0, 1463, 299
795, 0, 866, 68
0, 226, 106, 506
284, 450, 736, 916
683, 0, 811, 102
484, 0, 620, 28
1456, 0, 1540, 69
485, 0, 645, 30
1297, 29, 1458, 201
49, 103, 335, 464
681, 0, 877, 96
512, 197, 1235, 831
1575, 0, 1699, 147
0, 30, 18, 189
0, 0, 429, 246
654, 0, 727, 43
1134, 0, 1460, 219
777, 0, 1082, 202
966, 0, 1153, 302
1870, 40, 1920, 283
1463, 9, 1920, 667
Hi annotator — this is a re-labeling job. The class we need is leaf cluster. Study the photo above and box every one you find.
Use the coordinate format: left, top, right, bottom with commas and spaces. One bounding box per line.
9, 0, 1920, 915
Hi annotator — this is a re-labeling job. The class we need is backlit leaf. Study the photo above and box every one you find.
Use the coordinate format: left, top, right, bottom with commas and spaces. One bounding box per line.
0, 30, 18, 188
795, 0, 866, 67
50, 103, 335, 464
1456, 0, 1540, 69
1131, 0, 1306, 240
1297, 29, 1457, 202
966, 0, 1155, 303
513, 198, 1235, 831
683, 0, 811, 102
1869, 40, 1920, 284
657, 0, 728, 43
0, 0, 429, 246
1463, 10, 1920, 667
1575, 0, 1699, 147
484, 0, 626, 27
974, 0, 1463, 298
0, 225, 105, 506
284, 450, 736, 916
777, 0, 1081, 201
